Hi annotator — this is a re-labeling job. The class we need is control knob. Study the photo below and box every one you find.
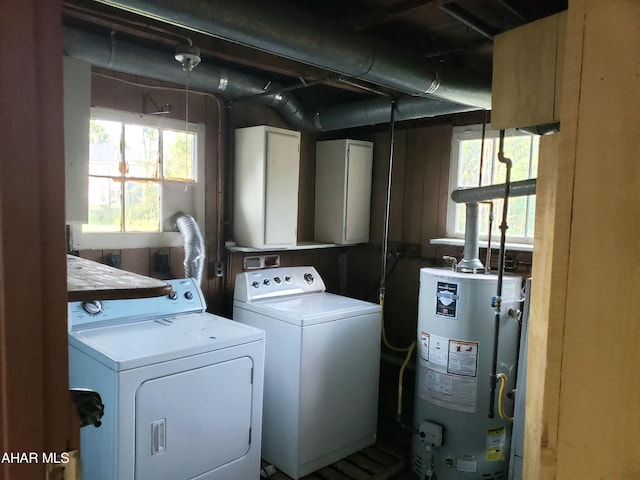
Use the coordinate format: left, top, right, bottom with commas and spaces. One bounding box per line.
263, 279, 271, 286
303, 273, 314, 284
274, 276, 282, 285
184, 291, 194, 300
252, 281, 260, 289
82, 300, 103, 315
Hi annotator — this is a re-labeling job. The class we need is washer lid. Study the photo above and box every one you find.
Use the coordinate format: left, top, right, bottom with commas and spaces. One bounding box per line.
68, 312, 264, 371
235, 292, 381, 326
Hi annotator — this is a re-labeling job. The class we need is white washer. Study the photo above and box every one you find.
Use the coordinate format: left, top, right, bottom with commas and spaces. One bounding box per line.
68, 278, 265, 480
233, 266, 381, 480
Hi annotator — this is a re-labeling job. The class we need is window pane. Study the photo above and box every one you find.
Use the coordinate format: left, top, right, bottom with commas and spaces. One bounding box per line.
458, 139, 481, 187
507, 196, 528, 237
85, 177, 122, 232
124, 181, 160, 232
504, 136, 534, 182
124, 125, 159, 178
89, 119, 122, 176
163, 130, 196, 181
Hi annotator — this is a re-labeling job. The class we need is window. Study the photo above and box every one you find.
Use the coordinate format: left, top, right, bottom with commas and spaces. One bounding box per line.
448, 125, 539, 243
72, 108, 205, 250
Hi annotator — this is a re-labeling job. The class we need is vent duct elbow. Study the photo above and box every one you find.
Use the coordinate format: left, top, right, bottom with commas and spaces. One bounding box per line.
175, 213, 206, 286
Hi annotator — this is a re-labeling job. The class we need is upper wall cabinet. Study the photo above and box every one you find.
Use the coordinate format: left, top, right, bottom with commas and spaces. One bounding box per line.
234, 125, 301, 249
64, 56, 91, 224
491, 12, 567, 130
315, 139, 373, 245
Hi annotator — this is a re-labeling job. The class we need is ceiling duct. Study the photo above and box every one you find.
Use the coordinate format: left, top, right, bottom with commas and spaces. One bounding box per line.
92, 0, 491, 109
64, 27, 477, 131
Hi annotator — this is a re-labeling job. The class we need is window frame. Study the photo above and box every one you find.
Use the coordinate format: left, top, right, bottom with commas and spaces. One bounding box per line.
70, 107, 205, 250
447, 124, 538, 245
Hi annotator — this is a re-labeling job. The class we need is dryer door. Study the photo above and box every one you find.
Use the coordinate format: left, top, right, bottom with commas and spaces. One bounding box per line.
135, 356, 254, 480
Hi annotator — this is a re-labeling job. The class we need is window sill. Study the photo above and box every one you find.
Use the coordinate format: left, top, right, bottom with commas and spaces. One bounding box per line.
70, 230, 185, 250
430, 237, 534, 253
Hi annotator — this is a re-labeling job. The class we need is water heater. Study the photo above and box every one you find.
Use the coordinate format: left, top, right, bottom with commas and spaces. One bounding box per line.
412, 268, 522, 479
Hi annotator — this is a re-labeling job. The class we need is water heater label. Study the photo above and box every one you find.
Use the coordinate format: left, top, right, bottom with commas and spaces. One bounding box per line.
486, 427, 506, 461
421, 333, 448, 367
419, 366, 478, 413
448, 340, 478, 377
435, 282, 459, 319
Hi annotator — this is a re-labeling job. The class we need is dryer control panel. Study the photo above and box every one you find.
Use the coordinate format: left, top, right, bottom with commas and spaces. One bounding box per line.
234, 266, 326, 303
68, 278, 206, 331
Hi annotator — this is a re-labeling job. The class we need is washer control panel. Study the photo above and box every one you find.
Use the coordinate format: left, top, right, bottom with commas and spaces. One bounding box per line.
234, 266, 326, 303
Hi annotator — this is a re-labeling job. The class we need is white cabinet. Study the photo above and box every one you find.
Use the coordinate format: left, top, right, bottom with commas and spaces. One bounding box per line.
234, 125, 301, 248
315, 139, 373, 244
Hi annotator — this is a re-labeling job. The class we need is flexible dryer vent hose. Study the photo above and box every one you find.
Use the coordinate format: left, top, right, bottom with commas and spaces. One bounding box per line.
175, 213, 206, 286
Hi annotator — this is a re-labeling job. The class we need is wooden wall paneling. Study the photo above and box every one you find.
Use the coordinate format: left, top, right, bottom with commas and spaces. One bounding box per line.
525, 132, 564, 480
120, 248, 150, 276
370, 129, 407, 247
169, 246, 185, 280
1, 1, 70, 476
79, 249, 104, 263
402, 129, 427, 245
185, 86, 206, 124
148, 248, 171, 279
435, 125, 453, 240
554, 2, 640, 477
388, 130, 407, 245
419, 124, 452, 259
491, 13, 562, 130
553, 12, 567, 123
91, 68, 115, 109
113, 71, 141, 112
297, 133, 317, 241
369, 131, 390, 247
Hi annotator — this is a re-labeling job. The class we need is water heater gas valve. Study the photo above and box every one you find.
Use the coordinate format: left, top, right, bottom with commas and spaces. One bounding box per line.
419, 420, 443, 447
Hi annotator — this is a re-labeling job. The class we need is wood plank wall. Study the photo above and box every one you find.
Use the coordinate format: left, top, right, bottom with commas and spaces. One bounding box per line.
526, 1, 640, 478
1, 1, 73, 477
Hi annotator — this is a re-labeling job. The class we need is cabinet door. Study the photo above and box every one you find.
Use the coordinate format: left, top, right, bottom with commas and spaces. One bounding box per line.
344, 143, 373, 243
264, 130, 300, 245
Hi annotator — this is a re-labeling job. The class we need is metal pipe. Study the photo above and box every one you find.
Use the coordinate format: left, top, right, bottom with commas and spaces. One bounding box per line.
489, 130, 512, 419
64, 26, 479, 132
481, 201, 494, 273
456, 202, 484, 272
93, 0, 492, 108
380, 100, 397, 300
438, 1, 498, 40
451, 178, 536, 204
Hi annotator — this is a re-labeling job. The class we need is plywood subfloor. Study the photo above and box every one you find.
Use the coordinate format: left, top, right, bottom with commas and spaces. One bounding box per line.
261, 444, 408, 480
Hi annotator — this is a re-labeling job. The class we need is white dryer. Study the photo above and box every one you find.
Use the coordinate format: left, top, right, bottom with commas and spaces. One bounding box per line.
68, 278, 265, 480
233, 266, 381, 480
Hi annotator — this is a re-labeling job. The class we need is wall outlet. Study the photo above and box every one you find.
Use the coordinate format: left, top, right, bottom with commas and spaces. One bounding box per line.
214, 261, 224, 277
